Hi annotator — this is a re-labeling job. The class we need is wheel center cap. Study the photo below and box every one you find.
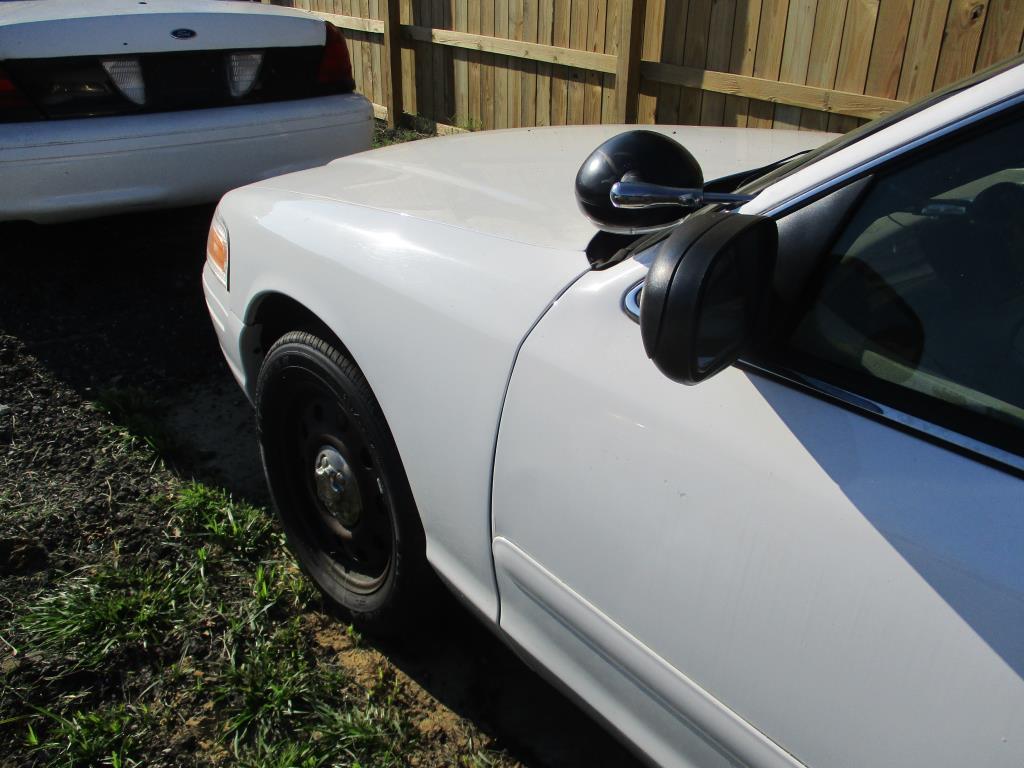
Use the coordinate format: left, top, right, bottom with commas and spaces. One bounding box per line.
313, 446, 361, 528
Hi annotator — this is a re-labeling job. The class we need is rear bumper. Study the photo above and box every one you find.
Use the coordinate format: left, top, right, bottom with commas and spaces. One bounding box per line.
0, 93, 373, 223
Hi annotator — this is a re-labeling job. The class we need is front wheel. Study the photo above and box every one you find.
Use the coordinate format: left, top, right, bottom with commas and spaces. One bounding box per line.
255, 331, 428, 632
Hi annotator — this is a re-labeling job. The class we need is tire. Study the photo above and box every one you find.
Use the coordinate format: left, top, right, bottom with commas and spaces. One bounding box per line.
255, 331, 428, 632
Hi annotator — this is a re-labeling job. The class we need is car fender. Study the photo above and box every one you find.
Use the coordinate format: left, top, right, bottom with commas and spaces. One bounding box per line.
219, 185, 590, 620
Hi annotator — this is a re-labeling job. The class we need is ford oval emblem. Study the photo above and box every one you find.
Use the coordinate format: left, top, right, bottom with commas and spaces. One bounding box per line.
171, 28, 196, 40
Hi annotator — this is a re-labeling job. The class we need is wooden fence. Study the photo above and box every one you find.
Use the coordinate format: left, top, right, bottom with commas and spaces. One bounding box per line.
269, 0, 1024, 132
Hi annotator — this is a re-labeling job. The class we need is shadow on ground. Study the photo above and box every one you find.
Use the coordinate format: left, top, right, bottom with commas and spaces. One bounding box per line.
0, 209, 642, 768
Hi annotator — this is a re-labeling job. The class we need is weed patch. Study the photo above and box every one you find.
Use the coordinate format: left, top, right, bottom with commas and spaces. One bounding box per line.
19, 564, 196, 670
172, 481, 275, 558
25, 702, 152, 768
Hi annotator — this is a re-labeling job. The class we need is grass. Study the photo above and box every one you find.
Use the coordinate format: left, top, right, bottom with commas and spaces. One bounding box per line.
211, 620, 412, 766
213, 619, 338, 739
18, 563, 196, 670
172, 481, 275, 558
8, 476, 422, 767
26, 703, 151, 768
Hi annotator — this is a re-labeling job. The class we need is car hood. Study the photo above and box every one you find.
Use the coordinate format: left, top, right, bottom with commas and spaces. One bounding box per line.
253, 124, 834, 253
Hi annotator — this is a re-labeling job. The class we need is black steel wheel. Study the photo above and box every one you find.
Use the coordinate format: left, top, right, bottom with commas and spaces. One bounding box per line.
256, 331, 427, 631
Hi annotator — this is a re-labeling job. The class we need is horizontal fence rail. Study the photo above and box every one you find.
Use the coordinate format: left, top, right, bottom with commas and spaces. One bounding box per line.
272, 0, 1024, 132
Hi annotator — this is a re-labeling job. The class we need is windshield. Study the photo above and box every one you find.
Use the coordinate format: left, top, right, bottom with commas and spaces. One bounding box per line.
737, 52, 1024, 195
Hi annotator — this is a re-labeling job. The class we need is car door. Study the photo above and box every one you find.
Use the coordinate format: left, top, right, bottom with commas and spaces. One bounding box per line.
492, 109, 1024, 768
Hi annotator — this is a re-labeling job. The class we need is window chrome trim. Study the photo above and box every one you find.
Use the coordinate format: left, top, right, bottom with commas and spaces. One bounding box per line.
761, 93, 1024, 219
622, 281, 643, 323
738, 360, 1024, 476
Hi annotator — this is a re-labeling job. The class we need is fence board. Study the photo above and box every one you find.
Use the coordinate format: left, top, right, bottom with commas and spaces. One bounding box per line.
397, 0, 415, 114
699, 0, 736, 126
773, 0, 817, 128
798, 0, 847, 132
359, 0, 375, 113
826, 0, 876, 133
550, 0, 571, 123
600, 0, 621, 123
522, 0, 540, 126
567, 0, 588, 123
507, 0, 522, 126
584, 0, 607, 124
678, 0, 713, 127
454, 0, 469, 123
636, 0, 665, 123
431, 0, 447, 120
655, 0, 689, 124
861, 0, 908, 101
482, 0, 497, 128
494, 0, 510, 126
977, 0, 1024, 70
370, 0, 384, 107
468, 0, 482, 126
722, 0, 762, 126
747, 0, 789, 128
536, 0, 555, 124
414, 0, 432, 119
897, 0, 951, 101
933, 0, 989, 89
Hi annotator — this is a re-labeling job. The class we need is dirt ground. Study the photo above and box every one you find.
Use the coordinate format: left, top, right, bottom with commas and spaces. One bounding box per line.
0, 205, 643, 768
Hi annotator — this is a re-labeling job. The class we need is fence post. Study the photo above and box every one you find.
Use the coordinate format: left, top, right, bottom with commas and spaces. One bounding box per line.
615, 0, 646, 123
382, 0, 404, 128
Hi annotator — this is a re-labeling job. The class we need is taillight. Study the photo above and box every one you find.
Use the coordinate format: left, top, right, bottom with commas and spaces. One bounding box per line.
0, 65, 41, 122
318, 22, 354, 90
0, 65, 29, 109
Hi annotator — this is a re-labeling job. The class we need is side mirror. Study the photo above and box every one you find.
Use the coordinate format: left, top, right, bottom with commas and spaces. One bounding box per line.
640, 211, 777, 384
575, 130, 755, 234
575, 130, 703, 234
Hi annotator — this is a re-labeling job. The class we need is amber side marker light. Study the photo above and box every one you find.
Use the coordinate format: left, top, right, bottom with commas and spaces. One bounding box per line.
207, 212, 229, 288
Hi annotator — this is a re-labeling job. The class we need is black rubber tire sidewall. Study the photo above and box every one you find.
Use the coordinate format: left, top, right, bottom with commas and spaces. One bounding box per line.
255, 331, 425, 631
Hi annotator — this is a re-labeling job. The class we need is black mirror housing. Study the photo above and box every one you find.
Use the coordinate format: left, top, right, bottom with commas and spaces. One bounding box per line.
575, 130, 703, 234
640, 212, 777, 384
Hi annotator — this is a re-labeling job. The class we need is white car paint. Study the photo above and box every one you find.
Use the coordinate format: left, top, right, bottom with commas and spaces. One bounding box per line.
204, 60, 1024, 768
0, 0, 372, 222
0, 0, 323, 58
2, 93, 371, 222
493, 255, 1024, 768
206, 124, 828, 621
257, 125, 830, 252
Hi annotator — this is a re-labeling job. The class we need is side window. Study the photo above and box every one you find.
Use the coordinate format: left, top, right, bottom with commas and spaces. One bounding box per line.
783, 114, 1024, 456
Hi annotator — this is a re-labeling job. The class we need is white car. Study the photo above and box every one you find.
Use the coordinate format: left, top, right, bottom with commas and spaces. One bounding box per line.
0, 0, 372, 222
203, 57, 1024, 768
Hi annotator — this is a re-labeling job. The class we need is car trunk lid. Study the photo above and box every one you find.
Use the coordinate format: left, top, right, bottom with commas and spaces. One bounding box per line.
0, 1, 325, 58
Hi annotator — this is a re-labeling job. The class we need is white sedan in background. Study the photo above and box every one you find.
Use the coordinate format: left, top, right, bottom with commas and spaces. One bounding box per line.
203, 54, 1024, 768
0, 0, 371, 222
